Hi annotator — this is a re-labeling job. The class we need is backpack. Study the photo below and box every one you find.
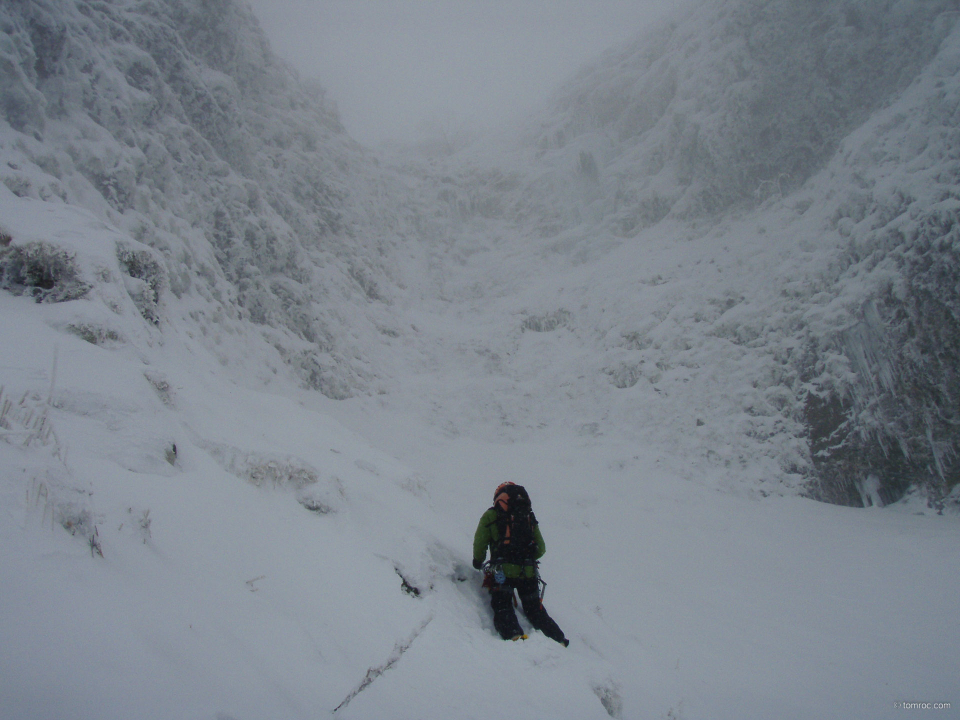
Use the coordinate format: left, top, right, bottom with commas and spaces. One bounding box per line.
489, 483, 538, 564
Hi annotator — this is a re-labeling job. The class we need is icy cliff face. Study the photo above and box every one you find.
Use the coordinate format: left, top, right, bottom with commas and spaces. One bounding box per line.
0, 0, 402, 398
795, 32, 960, 507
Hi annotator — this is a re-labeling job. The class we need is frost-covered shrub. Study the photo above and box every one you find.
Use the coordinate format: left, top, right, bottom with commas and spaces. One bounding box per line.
607, 364, 643, 389
1, 172, 32, 198
348, 265, 382, 302
25, 476, 104, 556
125, 507, 152, 544
203, 440, 346, 513
296, 476, 346, 515
2, 395, 81, 551
203, 441, 320, 489
116, 242, 165, 325
144, 370, 175, 407
577, 150, 599, 180
56, 503, 103, 557
66, 322, 122, 346
521, 309, 572, 333
0, 240, 90, 302
0, 387, 61, 454
300, 355, 357, 400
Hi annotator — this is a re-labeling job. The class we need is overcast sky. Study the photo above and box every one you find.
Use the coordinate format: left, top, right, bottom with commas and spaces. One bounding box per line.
243, 0, 678, 146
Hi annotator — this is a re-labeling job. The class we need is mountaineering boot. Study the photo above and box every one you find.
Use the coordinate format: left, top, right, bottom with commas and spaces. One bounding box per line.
511, 634, 528, 641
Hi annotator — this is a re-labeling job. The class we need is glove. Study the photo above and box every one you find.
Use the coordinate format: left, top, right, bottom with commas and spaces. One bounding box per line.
472, 558, 483, 570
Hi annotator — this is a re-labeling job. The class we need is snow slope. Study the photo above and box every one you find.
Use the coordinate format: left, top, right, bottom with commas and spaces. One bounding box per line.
0, 0, 412, 399
1, 0, 959, 718
1, 230, 957, 718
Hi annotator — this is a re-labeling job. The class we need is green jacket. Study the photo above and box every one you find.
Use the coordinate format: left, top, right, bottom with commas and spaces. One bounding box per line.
473, 507, 546, 579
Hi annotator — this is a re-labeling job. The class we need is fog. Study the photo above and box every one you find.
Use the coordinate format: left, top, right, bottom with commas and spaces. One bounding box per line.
244, 0, 678, 146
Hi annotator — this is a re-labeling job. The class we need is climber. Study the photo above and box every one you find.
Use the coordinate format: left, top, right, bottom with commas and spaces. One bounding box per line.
472, 482, 569, 646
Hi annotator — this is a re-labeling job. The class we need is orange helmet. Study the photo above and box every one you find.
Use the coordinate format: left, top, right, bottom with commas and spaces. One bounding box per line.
493, 481, 516, 511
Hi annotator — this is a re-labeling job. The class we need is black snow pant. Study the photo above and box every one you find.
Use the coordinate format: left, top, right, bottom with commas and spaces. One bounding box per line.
490, 576, 566, 645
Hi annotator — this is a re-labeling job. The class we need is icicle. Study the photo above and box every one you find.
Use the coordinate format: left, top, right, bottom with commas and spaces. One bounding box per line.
857, 473, 884, 508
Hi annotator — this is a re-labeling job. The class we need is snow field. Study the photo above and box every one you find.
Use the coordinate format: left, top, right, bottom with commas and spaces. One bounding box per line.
323, 391, 960, 719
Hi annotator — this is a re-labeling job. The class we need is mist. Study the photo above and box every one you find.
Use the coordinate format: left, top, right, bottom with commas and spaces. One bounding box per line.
243, 0, 679, 146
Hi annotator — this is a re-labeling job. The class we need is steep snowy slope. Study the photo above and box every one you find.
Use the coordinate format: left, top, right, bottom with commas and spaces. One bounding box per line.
0, 0, 410, 398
